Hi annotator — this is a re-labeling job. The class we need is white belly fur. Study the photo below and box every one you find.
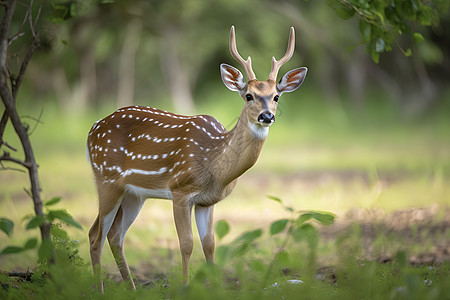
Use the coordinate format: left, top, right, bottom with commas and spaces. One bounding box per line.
124, 184, 173, 200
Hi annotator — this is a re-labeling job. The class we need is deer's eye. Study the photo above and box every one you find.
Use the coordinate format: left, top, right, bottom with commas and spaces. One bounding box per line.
245, 94, 253, 101
274, 95, 279, 102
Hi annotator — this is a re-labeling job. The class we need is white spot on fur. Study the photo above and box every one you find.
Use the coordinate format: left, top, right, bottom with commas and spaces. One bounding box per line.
121, 167, 167, 177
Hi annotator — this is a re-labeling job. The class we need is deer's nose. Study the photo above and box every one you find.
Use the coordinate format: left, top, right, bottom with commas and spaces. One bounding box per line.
258, 112, 275, 124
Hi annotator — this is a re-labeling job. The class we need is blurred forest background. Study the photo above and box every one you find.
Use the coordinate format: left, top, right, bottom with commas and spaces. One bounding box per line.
6, 0, 450, 115
1, 0, 449, 271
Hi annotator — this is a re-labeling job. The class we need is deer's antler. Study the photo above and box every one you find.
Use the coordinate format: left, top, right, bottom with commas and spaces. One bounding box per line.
229, 26, 256, 81
268, 27, 295, 82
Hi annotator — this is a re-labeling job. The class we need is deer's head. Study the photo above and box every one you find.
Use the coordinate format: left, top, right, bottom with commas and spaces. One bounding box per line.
220, 26, 307, 139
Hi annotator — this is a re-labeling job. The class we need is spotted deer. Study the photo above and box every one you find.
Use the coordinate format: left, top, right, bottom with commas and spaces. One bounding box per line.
87, 26, 307, 291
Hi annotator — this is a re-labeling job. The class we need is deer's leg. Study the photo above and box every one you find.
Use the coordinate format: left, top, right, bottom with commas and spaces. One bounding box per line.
107, 191, 144, 290
173, 201, 193, 285
89, 188, 123, 293
195, 205, 215, 263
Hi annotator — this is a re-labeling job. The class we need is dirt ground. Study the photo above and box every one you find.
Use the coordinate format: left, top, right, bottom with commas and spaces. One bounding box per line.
320, 206, 450, 265
117, 206, 449, 287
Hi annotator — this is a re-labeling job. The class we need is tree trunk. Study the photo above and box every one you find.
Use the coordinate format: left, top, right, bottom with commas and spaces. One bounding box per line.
117, 20, 142, 108
0, 0, 52, 262
78, 48, 97, 112
160, 27, 195, 114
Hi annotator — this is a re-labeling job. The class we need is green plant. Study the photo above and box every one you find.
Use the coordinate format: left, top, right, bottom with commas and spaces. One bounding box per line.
211, 196, 336, 288
328, 0, 448, 62
0, 197, 82, 262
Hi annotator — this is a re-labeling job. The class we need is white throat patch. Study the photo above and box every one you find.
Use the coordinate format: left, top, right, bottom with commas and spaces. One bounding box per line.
249, 121, 269, 139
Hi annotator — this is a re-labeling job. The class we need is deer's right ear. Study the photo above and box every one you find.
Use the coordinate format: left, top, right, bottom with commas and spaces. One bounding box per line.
220, 64, 246, 92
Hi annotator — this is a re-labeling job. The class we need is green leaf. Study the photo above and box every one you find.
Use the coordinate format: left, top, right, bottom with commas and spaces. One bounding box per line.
375, 38, 386, 53
0, 218, 14, 237
297, 211, 335, 226
292, 223, 319, 247
38, 239, 54, 261
267, 195, 282, 204
371, 50, 380, 63
214, 220, 230, 240
47, 210, 83, 229
26, 215, 44, 230
373, 10, 385, 25
297, 213, 313, 225
327, 0, 355, 20
405, 48, 412, 57
24, 238, 38, 249
236, 229, 263, 244
50, 225, 68, 239
0, 238, 39, 255
413, 32, 424, 43
359, 21, 371, 43
311, 212, 335, 226
0, 246, 24, 255
270, 219, 289, 235
45, 197, 61, 206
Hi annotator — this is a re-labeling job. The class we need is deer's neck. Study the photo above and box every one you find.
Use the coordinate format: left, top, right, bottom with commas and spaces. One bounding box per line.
211, 109, 267, 186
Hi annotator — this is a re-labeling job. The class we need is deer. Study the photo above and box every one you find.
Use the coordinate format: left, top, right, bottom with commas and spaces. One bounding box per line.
87, 26, 307, 292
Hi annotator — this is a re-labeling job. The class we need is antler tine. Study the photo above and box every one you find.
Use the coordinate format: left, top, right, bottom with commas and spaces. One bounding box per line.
229, 26, 256, 81
268, 27, 295, 82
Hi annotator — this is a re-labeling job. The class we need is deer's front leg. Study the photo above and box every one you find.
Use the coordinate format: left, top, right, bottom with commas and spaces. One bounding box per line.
173, 202, 194, 285
195, 205, 215, 263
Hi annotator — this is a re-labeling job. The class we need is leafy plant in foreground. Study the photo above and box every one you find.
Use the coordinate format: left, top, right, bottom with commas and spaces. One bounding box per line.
210, 196, 336, 288
0, 197, 82, 262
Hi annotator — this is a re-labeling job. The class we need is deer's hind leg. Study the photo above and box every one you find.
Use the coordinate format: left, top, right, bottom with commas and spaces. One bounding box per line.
107, 190, 145, 290
89, 184, 123, 293
195, 205, 215, 263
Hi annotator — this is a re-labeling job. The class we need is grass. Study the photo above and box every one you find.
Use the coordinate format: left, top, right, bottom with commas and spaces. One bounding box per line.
0, 90, 449, 298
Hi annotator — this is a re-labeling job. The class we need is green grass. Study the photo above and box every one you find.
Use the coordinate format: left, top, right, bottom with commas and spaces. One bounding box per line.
0, 204, 449, 299
0, 91, 449, 298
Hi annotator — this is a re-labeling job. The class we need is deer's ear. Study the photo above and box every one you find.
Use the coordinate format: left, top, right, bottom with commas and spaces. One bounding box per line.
276, 67, 307, 94
220, 64, 246, 92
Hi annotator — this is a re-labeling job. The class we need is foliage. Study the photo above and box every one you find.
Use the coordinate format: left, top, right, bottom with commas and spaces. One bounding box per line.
1, 196, 449, 299
212, 196, 336, 286
328, 0, 448, 62
0, 197, 82, 261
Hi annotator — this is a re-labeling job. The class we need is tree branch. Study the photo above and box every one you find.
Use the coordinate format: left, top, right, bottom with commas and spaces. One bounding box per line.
12, 0, 40, 98
0, 270, 34, 280
0, 151, 31, 168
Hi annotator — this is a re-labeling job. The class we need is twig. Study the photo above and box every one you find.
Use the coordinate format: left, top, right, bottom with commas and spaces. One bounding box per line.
9, 270, 33, 280
12, 31, 40, 99
0, 151, 31, 168
7, 31, 24, 46
34, 5, 42, 30
22, 108, 44, 136
0, 270, 34, 280
0, 110, 8, 141
0, 159, 26, 172
0, 1, 17, 71
0, 140, 18, 152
